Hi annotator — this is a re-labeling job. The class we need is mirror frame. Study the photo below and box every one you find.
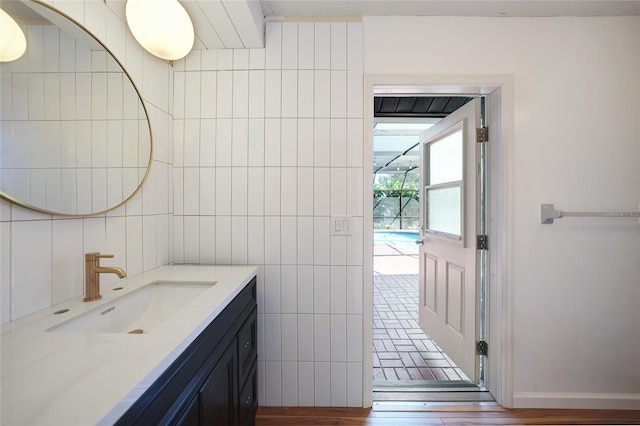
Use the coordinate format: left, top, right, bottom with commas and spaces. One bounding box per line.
0, 0, 153, 217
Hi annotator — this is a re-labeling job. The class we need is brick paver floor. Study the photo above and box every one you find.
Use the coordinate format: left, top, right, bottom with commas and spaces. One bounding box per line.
372, 274, 469, 383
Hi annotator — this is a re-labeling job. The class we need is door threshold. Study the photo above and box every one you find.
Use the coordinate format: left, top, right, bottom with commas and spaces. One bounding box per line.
373, 380, 494, 405
372, 400, 502, 412
373, 379, 477, 391
373, 390, 493, 403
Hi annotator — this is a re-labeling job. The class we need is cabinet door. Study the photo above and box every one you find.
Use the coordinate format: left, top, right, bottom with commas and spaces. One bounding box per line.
200, 340, 237, 426
237, 308, 257, 386
238, 367, 257, 426
175, 394, 200, 426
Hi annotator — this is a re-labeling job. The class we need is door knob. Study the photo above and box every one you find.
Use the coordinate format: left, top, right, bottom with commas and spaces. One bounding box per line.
415, 240, 424, 245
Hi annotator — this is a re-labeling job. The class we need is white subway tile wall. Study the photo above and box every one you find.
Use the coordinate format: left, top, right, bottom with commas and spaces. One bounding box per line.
173, 21, 364, 407
2, 9, 365, 407
0, 1, 173, 323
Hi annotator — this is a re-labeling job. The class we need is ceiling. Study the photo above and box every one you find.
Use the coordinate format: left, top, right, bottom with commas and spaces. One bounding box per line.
91, 0, 639, 51
7, 1, 638, 52
375, 96, 473, 118
261, 0, 640, 18
182, 0, 639, 55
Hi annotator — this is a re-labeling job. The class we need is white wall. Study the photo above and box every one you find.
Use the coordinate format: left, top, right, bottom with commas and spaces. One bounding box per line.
0, 0, 174, 323
364, 16, 640, 408
172, 22, 365, 407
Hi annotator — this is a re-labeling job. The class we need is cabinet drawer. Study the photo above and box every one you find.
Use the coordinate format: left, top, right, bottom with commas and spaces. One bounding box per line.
238, 368, 257, 426
237, 307, 257, 384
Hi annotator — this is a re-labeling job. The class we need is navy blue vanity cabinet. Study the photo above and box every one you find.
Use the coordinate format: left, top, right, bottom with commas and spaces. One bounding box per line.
236, 307, 258, 425
115, 277, 257, 426
199, 340, 237, 425
175, 394, 200, 425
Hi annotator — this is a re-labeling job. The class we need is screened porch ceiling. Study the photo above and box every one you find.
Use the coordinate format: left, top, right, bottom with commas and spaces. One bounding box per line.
373, 96, 472, 175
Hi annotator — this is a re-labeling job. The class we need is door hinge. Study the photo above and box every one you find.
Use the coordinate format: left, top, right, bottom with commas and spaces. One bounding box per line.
476, 340, 488, 356
476, 127, 489, 143
476, 235, 488, 250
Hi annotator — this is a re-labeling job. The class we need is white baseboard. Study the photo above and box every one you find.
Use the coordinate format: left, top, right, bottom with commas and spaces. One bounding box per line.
513, 392, 640, 410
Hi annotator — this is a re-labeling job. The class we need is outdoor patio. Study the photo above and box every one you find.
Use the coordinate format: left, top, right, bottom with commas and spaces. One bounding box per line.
373, 237, 468, 386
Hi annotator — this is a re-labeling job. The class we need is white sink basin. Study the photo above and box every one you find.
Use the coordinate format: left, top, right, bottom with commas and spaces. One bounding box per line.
48, 281, 216, 334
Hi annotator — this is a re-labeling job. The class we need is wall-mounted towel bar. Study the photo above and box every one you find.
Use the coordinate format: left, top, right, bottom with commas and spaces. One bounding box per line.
541, 204, 640, 224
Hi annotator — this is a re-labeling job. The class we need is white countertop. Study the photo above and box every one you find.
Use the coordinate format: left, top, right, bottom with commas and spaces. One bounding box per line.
1, 265, 258, 426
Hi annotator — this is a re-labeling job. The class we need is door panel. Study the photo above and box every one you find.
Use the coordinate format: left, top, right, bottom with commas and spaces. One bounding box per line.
418, 98, 481, 382
424, 254, 438, 314
445, 262, 465, 336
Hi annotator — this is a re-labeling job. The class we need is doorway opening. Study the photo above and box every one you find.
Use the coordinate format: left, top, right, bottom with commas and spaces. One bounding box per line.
371, 95, 490, 404
363, 78, 512, 410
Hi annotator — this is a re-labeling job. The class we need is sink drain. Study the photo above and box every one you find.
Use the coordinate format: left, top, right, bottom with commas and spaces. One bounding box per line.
128, 329, 144, 334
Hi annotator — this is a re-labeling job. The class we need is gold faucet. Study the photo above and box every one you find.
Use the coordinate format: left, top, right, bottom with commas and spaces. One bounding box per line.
84, 252, 127, 302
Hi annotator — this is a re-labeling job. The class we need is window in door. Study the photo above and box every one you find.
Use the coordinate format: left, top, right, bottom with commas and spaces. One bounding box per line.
424, 123, 465, 242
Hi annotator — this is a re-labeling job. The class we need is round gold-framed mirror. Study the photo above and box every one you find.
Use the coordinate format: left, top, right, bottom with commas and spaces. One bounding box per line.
0, 0, 152, 216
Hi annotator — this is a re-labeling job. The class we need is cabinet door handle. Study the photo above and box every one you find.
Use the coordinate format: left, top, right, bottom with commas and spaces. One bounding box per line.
244, 341, 250, 349
245, 395, 252, 405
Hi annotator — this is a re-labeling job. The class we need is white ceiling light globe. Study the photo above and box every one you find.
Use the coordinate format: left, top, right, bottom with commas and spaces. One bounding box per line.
0, 9, 27, 62
126, 0, 194, 61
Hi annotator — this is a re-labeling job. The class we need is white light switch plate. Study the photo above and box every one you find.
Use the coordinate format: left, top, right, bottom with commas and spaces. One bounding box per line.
331, 216, 352, 236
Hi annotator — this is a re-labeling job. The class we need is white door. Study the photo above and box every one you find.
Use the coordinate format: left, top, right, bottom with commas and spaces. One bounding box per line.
418, 98, 482, 382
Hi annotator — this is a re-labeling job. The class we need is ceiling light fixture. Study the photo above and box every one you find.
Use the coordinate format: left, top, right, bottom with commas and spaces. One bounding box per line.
0, 8, 27, 62
125, 0, 194, 61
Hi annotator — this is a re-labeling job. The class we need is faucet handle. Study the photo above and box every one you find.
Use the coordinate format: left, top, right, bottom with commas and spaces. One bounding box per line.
85, 252, 115, 261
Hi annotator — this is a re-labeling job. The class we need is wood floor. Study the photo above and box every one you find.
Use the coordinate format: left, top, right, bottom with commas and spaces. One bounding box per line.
256, 406, 640, 425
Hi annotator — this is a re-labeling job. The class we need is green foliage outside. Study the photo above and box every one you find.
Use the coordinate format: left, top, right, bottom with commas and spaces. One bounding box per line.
373, 172, 419, 200
374, 172, 420, 229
